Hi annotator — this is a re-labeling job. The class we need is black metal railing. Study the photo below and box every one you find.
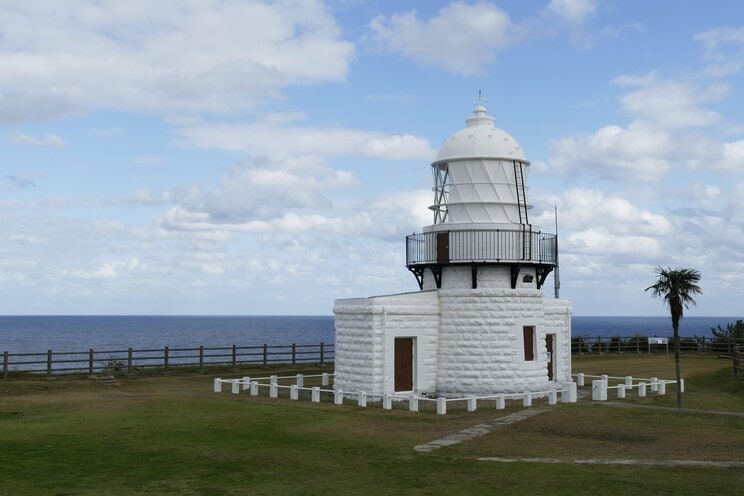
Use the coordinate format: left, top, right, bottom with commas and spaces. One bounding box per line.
405, 229, 557, 266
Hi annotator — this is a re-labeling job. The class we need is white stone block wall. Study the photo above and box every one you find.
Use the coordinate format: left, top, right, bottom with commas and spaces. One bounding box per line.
423, 265, 538, 291
543, 298, 572, 383
332, 298, 384, 395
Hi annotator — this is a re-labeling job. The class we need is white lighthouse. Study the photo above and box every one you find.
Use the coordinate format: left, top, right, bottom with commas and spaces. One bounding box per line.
334, 103, 572, 397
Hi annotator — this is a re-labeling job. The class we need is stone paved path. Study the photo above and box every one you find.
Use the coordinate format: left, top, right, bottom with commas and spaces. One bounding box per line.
478, 457, 744, 468
414, 408, 548, 453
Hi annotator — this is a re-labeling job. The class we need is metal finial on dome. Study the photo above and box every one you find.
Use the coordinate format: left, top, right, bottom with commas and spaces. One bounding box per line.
473, 90, 488, 116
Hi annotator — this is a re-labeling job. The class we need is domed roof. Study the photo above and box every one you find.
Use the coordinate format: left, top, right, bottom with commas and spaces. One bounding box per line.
434, 105, 527, 163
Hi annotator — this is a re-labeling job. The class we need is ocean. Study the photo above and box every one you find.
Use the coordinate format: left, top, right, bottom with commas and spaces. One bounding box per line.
0, 315, 740, 353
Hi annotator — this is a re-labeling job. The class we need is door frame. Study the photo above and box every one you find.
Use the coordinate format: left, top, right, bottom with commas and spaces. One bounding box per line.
546, 333, 556, 381
393, 337, 415, 393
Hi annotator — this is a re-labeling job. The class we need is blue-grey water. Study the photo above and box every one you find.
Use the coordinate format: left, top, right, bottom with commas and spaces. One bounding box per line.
0, 315, 740, 353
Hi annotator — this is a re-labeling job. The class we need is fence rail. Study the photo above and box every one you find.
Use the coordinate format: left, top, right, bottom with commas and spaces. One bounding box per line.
571, 335, 744, 354
1, 342, 333, 379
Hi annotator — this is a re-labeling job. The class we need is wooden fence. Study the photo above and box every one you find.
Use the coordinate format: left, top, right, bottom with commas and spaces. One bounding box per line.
734, 345, 744, 375
572, 335, 744, 354
1, 342, 333, 379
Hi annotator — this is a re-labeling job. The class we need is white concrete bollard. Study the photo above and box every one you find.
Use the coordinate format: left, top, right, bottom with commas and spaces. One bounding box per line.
296, 374, 304, 387
658, 381, 666, 395
383, 394, 392, 410
270, 375, 278, 385
437, 397, 447, 415
495, 395, 505, 410
680, 379, 685, 393
601, 374, 609, 383
242, 376, 251, 390
334, 389, 343, 405
591, 380, 607, 401
638, 382, 647, 398
548, 390, 558, 405
577, 373, 585, 387
231, 381, 240, 394
617, 385, 626, 399
409, 395, 419, 412
311, 386, 320, 402
650, 377, 658, 392
358, 392, 367, 408
269, 384, 278, 398
523, 391, 532, 407
250, 381, 259, 396
467, 396, 477, 412
625, 376, 633, 387
213, 378, 222, 393
321, 373, 329, 386
290, 385, 298, 400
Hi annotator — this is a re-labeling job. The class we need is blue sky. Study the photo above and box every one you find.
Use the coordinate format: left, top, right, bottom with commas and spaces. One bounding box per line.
2, 0, 744, 316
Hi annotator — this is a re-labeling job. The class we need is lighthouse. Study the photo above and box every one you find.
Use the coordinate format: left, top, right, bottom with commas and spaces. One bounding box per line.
334, 103, 572, 397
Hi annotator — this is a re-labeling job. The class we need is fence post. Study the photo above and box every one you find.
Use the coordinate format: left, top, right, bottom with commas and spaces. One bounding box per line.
597, 335, 602, 354
579, 336, 584, 355
437, 397, 447, 415
263, 344, 268, 366
636, 336, 640, 353
47, 349, 52, 376
89, 348, 94, 376
3, 351, 7, 380
164, 346, 169, 374
232, 344, 237, 369
320, 342, 325, 366
127, 347, 133, 375
199, 345, 204, 371
292, 343, 296, 365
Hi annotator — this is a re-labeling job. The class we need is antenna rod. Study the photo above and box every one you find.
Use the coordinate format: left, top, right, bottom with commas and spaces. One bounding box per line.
554, 203, 560, 299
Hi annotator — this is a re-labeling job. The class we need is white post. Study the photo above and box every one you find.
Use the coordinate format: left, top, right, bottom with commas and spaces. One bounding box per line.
358, 392, 367, 408
383, 394, 392, 410
638, 382, 647, 398
311, 386, 320, 402
296, 374, 304, 387
250, 381, 259, 396
680, 379, 685, 393
334, 389, 343, 405
617, 385, 626, 399
568, 382, 578, 403
650, 377, 658, 392
231, 381, 240, 394
242, 376, 251, 390
577, 373, 585, 386
321, 373, 329, 386
495, 395, 505, 409
290, 385, 298, 400
270, 375, 278, 385
625, 376, 633, 387
548, 390, 557, 405
437, 397, 447, 415
601, 374, 608, 383
213, 378, 222, 393
409, 395, 419, 412
592, 380, 607, 401
269, 384, 278, 398
658, 381, 666, 395
467, 396, 477, 412
523, 391, 532, 407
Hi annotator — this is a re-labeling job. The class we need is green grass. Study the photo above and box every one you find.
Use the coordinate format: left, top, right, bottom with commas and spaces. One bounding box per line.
0, 357, 743, 495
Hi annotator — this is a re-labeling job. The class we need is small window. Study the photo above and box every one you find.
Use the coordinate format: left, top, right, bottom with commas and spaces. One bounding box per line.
523, 326, 535, 361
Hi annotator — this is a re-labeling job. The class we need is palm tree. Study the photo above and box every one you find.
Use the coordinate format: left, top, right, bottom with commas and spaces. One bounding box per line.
645, 266, 702, 410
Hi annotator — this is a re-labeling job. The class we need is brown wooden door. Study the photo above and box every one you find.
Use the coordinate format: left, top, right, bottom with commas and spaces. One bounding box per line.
436, 232, 449, 264
546, 334, 555, 381
394, 338, 414, 391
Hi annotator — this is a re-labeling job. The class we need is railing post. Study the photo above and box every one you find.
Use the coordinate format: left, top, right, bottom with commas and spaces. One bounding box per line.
292, 343, 296, 365
3, 351, 8, 380
89, 348, 94, 376
199, 345, 204, 370
598, 335, 602, 354
127, 347, 133, 375
320, 342, 325, 366
231, 344, 237, 369
163, 346, 169, 374
263, 344, 268, 366
47, 349, 52, 376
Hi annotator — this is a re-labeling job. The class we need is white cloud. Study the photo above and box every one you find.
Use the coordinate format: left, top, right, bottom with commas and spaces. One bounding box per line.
718, 140, 744, 172
370, 2, 514, 75
0, 0, 354, 122
545, 0, 596, 25
175, 115, 435, 160
9, 132, 64, 147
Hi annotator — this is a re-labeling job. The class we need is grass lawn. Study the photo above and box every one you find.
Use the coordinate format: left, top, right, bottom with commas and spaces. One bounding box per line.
0, 356, 743, 495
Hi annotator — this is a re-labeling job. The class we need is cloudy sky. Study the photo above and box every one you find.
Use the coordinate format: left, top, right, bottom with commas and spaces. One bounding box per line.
2, 0, 744, 316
